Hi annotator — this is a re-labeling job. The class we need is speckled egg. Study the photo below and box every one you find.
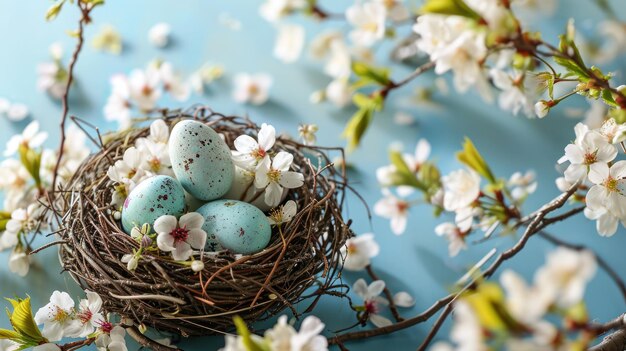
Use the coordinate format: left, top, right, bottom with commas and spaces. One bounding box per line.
196, 200, 271, 255
169, 120, 234, 201
121, 175, 186, 234
222, 166, 287, 212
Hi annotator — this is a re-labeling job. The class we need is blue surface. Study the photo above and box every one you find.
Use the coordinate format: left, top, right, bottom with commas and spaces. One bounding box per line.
0, 1, 625, 350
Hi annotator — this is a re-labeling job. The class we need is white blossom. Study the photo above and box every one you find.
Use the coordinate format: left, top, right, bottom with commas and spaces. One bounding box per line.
264, 315, 328, 351
4, 121, 48, 156
33, 344, 61, 351
254, 152, 304, 207
442, 169, 480, 212
309, 31, 343, 60
534, 100, 550, 118
155, 213, 208, 261
191, 260, 205, 272
392, 291, 415, 308
274, 24, 305, 63
353, 279, 392, 327
490, 69, 534, 116
95, 326, 128, 351
5, 103, 29, 121
434, 222, 467, 257
534, 247, 596, 308
560, 128, 616, 183
346, 1, 387, 47
259, 0, 306, 22
148, 23, 171, 48
585, 161, 626, 236
37, 62, 66, 100
104, 74, 133, 128
157, 62, 190, 102
298, 124, 318, 145
374, 0, 409, 22
232, 73, 273, 105
121, 254, 139, 271
128, 67, 162, 111
6, 204, 43, 237
325, 78, 352, 107
340, 233, 380, 271
268, 200, 297, 225
324, 40, 351, 79
75, 291, 104, 337
34, 291, 81, 341
92, 25, 123, 55
8, 248, 30, 276
508, 170, 537, 201
374, 189, 410, 235
0, 340, 17, 351
232, 123, 276, 169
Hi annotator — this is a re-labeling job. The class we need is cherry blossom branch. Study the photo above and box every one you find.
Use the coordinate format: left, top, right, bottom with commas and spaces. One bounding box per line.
58, 338, 94, 351
365, 265, 404, 322
329, 184, 581, 346
537, 230, 626, 304
51, 0, 93, 192
378, 61, 436, 99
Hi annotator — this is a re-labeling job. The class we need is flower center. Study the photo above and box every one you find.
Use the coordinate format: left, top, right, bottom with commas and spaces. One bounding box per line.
583, 151, 597, 165
363, 22, 379, 33
396, 200, 409, 214
252, 147, 266, 160
97, 320, 114, 334
365, 300, 379, 314
53, 306, 69, 322
141, 85, 153, 97
171, 226, 189, 243
78, 309, 93, 324
267, 169, 281, 183
248, 83, 260, 96
604, 176, 619, 192
149, 157, 161, 172
347, 242, 358, 255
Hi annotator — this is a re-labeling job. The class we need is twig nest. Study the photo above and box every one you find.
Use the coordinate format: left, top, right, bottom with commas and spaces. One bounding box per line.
55, 108, 352, 337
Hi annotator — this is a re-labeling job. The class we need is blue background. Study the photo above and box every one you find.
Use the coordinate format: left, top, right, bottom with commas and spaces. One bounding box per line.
0, 1, 625, 350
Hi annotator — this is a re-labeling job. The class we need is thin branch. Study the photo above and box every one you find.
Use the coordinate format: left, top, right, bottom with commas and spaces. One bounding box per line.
51, 1, 91, 192
329, 184, 580, 346
126, 326, 182, 351
379, 61, 436, 99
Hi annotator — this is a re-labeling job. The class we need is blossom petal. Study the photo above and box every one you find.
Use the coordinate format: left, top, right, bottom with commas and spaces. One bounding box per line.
172, 241, 192, 261
234, 135, 258, 154
257, 123, 276, 151
279, 171, 304, 188
393, 291, 416, 308
370, 314, 393, 328
272, 151, 294, 171
157, 233, 175, 251
153, 215, 177, 235
353, 278, 368, 298
368, 280, 386, 297
187, 229, 207, 249
179, 212, 204, 229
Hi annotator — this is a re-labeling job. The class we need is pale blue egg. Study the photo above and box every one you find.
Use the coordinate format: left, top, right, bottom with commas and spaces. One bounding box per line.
121, 175, 186, 234
169, 120, 234, 201
196, 200, 271, 254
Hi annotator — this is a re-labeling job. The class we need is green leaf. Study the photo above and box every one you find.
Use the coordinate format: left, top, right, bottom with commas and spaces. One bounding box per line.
0, 329, 20, 340
5, 297, 45, 343
18, 145, 42, 188
420, 0, 481, 21
45, 0, 65, 21
389, 150, 427, 191
351, 62, 391, 87
342, 107, 374, 152
456, 138, 496, 184
602, 89, 619, 107
233, 316, 265, 351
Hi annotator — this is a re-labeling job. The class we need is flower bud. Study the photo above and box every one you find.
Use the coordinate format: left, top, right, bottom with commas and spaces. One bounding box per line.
191, 260, 205, 272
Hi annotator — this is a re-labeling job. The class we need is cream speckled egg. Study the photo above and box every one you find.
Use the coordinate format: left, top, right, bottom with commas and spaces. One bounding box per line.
169, 120, 234, 201
196, 200, 271, 254
121, 175, 186, 234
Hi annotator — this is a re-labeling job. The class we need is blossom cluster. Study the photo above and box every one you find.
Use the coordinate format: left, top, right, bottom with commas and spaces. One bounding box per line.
0, 121, 89, 276
374, 138, 537, 257
559, 121, 626, 236
433, 248, 597, 350
0, 290, 128, 351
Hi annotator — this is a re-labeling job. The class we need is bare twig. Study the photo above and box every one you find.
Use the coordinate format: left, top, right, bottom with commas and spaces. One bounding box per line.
51, 1, 92, 192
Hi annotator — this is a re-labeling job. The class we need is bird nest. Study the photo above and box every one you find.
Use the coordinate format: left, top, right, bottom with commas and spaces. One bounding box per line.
55, 107, 352, 338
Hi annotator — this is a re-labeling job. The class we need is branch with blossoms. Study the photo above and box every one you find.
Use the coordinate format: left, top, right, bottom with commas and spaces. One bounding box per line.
256, 0, 626, 150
